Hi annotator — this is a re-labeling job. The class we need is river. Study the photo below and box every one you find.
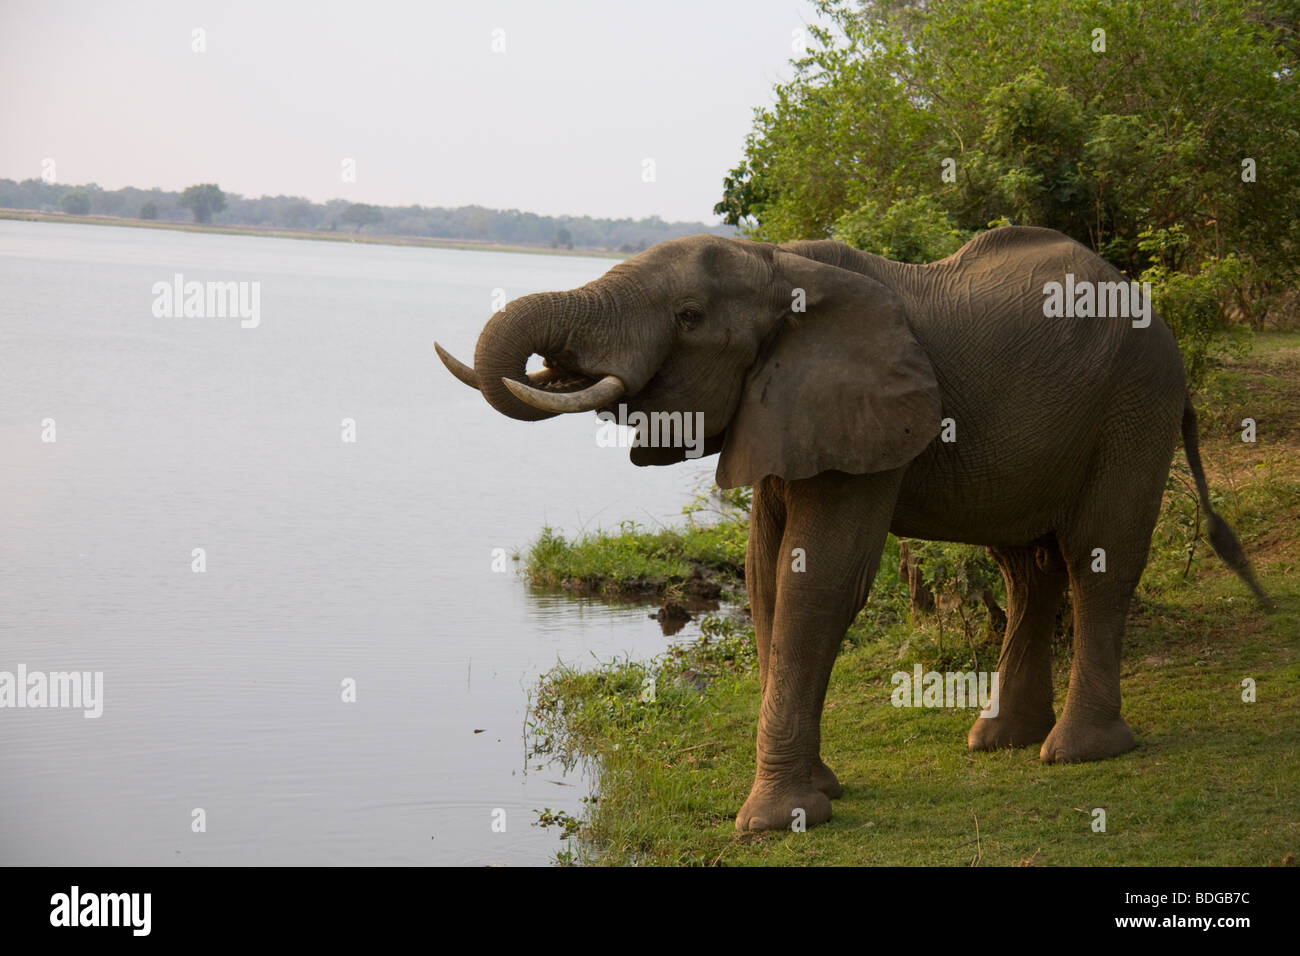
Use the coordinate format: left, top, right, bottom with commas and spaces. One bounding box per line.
0, 220, 716, 865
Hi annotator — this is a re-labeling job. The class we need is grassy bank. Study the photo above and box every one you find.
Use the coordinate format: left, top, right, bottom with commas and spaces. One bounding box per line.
522, 490, 750, 600
0, 208, 626, 259
525, 332, 1300, 866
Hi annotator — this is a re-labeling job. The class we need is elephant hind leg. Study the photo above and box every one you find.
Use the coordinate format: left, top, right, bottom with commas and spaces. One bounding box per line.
1040, 417, 1177, 763
968, 539, 1068, 751
1039, 550, 1143, 764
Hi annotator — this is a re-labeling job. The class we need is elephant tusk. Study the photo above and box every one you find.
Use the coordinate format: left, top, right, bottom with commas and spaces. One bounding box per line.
435, 342, 480, 390
503, 373, 626, 413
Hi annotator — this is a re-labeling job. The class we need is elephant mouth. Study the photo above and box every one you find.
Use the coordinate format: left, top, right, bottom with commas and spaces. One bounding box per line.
499, 357, 629, 416
530, 361, 602, 394
534, 353, 635, 411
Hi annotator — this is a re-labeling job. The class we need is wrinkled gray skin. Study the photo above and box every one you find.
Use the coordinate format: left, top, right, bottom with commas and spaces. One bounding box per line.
437, 227, 1267, 832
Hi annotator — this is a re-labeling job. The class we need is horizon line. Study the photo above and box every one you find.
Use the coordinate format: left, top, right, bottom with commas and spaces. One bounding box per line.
0, 174, 731, 228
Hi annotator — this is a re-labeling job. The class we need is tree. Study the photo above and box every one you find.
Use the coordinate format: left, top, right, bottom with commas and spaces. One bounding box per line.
138, 201, 159, 220
280, 200, 312, 228
718, 0, 1300, 325
340, 202, 383, 233
552, 226, 573, 250
178, 183, 227, 224
59, 189, 91, 216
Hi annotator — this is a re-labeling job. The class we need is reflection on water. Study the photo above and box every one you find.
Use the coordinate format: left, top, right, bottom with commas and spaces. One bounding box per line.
0, 220, 720, 865
525, 582, 723, 638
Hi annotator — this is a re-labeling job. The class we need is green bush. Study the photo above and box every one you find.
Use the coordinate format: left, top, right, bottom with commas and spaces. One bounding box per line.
58, 189, 91, 216
717, 0, 1300, 325
833, 195, 971, 263
1136, 226, 1251, 392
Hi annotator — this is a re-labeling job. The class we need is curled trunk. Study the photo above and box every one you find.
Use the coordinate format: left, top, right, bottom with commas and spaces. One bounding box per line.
472, 291, 598, 422
471, 279, 665, 422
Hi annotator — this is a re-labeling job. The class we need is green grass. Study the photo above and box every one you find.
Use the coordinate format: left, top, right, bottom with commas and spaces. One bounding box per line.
527, 331, 1300, 866
523, 515, 748, 598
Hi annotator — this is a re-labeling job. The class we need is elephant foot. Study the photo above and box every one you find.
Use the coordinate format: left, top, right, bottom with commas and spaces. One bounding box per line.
1039, 714, 1135, 763
812, 759, 843, 799
735, 781, 832, 832
967, 708, 1056, 751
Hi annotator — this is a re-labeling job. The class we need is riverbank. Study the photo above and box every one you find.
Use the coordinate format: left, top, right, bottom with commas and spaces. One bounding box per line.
523, 517, 747, 601
0, 208, 627, 259
524, 332, 1300, 866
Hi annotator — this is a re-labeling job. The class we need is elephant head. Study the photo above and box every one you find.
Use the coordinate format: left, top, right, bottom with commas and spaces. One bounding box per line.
436, 235, 943, 487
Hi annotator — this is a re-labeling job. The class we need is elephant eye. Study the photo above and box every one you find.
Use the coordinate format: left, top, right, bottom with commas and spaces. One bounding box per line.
675, 306, 703, 330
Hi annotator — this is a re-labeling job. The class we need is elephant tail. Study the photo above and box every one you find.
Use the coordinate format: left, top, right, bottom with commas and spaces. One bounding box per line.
1181, 396, 1272, 608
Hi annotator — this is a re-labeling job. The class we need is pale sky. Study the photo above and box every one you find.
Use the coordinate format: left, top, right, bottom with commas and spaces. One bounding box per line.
1, 0, 814, 222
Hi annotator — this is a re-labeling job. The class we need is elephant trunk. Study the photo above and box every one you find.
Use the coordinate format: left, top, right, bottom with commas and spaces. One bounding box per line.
472, 290, 593, 421
472, 279, 666, 421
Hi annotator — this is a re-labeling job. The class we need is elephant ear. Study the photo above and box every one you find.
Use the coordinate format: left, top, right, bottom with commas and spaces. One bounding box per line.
715, 249, 942, 489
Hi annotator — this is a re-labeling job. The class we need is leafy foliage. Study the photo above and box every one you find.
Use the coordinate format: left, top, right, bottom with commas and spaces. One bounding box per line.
833, 194, 970, 263
1136, 226, 1253, 390
58, 188, 91, 215
340, 202, 383, 233
717, 0, 1300, 329
178, 183, 227, 224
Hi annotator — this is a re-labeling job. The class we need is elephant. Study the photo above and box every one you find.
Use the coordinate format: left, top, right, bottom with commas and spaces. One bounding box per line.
436, 226, 1268, 832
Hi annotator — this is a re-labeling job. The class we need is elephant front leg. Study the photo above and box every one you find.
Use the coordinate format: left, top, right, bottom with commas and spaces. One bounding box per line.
735, 470, 901, 832
748, 478, 843, 802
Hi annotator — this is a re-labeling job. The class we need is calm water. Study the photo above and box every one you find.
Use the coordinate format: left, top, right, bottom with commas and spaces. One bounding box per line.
0, 220, 715, 865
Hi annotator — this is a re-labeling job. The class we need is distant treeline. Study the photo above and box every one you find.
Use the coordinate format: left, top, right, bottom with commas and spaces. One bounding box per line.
0, 178, 735, 251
